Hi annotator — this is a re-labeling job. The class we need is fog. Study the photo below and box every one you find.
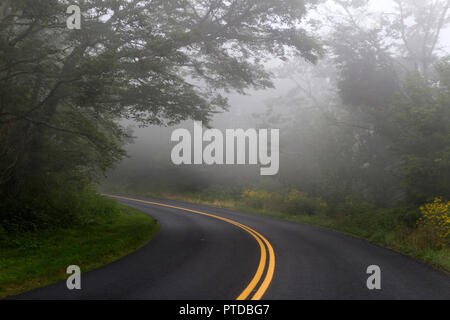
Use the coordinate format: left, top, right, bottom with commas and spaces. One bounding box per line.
100, 0, 450, 208
2, 0, 450, 299
2, 0, 447, 208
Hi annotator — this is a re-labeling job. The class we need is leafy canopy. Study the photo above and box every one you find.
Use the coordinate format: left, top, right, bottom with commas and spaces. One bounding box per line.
0, 0, 320, 218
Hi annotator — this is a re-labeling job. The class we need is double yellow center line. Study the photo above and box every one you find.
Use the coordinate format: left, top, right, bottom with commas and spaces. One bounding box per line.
104, 194, 275, 300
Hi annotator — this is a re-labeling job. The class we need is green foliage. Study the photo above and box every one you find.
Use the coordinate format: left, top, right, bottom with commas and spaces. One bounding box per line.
241, 188, 327, 216
388, 61, 450, 204
0, 187, 119, 242
332, 201, 399, 238
283, 189, 327, 216
0, 203, 159, 298
0, 0, 321, 227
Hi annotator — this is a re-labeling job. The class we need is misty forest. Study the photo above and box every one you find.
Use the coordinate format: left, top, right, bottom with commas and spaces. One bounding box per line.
0, 0, 450, 295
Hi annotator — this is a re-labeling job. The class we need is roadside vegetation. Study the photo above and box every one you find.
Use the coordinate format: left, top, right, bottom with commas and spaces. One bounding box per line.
104, 186, 449, 272
102, 0, 450, 273
0, 191, 159, 298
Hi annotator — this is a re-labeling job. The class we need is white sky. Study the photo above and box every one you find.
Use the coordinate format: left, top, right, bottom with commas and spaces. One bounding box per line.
369, 0, 450, 51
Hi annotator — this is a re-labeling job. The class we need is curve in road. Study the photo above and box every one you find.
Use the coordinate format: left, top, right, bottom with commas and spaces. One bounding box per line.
11, 194, 450, 300
106, 194, 275, 300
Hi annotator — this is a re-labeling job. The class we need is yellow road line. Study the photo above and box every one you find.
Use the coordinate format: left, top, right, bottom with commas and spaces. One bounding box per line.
104, 194, 275, 300
235, 225, 266, 300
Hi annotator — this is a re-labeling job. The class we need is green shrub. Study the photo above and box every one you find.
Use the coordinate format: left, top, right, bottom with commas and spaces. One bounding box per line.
0, 186, 120, 246
389, 206, 421, 229
283, 189, 327, 216
241, 188, 327, 216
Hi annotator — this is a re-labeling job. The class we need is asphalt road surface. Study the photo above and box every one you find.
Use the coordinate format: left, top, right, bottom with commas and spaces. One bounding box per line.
12, 194, 450, 300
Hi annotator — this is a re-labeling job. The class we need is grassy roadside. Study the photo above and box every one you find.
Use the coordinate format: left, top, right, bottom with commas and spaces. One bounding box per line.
0, 203, 159, 299
111, 190, 449, 273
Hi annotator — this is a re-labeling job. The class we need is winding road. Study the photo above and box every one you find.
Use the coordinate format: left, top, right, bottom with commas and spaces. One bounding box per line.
13, 194, 450, 300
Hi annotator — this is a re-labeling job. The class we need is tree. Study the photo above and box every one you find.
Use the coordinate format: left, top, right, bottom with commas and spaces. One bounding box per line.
389, 58, 450, 204
326, 0, 450, 205
0, 0, 321, 223
255, 0, 450, 206
388, 0, 450, 79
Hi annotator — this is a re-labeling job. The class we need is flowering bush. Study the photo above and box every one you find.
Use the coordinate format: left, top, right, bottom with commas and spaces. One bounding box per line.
418, 198, 450, 247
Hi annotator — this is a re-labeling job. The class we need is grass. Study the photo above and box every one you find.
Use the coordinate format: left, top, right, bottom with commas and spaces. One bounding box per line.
111, 190, 449, 273
0, 203, 159, 298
